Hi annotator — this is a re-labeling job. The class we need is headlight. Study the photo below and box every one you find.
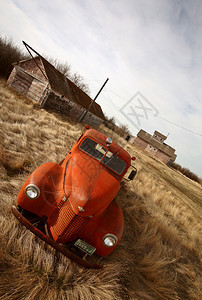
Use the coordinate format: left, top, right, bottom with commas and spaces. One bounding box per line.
102, 234, 118, 247
25, 184, 40, 199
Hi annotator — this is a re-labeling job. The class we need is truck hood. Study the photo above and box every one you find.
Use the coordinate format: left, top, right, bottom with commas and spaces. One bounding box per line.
64, 153, 120, 216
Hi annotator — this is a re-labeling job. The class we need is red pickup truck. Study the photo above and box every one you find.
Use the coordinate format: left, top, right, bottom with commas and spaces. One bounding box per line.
12, 128, 136, 268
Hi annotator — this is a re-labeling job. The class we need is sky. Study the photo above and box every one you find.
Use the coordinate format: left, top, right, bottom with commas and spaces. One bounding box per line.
0, 0, 202, 177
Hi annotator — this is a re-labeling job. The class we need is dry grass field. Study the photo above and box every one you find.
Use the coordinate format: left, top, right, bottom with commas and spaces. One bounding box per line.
0, 79, 201, 299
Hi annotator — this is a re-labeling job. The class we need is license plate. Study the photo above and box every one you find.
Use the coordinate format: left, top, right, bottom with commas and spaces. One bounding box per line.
74, 239, 96, 256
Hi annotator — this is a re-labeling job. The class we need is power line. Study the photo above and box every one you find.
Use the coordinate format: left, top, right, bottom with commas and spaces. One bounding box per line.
104, 88, 202, 137
105, 88, 129, 102
85, 79, 202, 137
153, 114, 202, 137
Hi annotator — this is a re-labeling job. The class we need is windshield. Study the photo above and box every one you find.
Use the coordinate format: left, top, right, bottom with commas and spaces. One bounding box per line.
80, 138, 127, 175
102, 152, 126, 175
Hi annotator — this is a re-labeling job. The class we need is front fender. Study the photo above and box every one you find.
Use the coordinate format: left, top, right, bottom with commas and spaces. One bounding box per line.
17, 162, 64, 217
82, 200, 124, 257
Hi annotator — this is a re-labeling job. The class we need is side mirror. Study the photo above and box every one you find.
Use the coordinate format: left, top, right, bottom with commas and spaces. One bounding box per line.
128, 169, 137, 180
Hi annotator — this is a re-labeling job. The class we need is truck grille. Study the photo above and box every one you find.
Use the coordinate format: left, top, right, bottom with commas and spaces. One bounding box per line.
49, 199, 89, 243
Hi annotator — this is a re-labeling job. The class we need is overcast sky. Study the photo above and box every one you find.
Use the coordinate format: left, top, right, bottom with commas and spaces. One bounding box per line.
1, 0, 202, 177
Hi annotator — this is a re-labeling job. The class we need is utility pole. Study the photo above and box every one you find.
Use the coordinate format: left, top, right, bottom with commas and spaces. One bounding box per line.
79, 78, 109, 122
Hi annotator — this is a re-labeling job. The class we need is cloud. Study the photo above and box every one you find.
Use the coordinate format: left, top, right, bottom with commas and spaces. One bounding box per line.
0, 0, 201, 176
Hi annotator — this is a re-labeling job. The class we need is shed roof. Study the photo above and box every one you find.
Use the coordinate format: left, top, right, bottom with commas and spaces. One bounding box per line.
40, 57, 105, 120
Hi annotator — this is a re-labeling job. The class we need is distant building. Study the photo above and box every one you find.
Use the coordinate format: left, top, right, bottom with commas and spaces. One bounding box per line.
7, 56, 105, 126
132, 129, 177, 164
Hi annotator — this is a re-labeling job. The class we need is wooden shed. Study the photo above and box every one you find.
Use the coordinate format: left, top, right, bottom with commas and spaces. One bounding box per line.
7, 56, 105, 126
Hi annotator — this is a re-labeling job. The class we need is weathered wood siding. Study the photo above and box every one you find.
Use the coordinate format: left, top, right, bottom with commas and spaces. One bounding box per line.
44, 91, 103, 126
9, 68, 33, 95
17, 58, 48, 83
44, 91, 72, 114
83, 112, 103, 126
27, 79, 47, 102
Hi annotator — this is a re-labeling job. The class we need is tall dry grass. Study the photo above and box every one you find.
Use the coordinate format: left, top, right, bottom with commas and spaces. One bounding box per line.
0, 79, 201, 299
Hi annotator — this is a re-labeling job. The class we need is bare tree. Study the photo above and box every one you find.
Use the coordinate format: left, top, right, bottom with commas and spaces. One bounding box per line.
0, 35, 90, 95
0, 36, 28, 79
104, 114, 131, 138
47, 57, 90, 95
119, 124, 131, 135
104, 115, 116, 131
71, 73, 90, 95
47, 57, 71, 77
